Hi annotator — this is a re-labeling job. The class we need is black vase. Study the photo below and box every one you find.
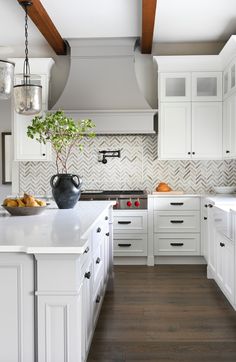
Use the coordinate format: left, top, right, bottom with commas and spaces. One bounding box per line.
50, 174, 82, 209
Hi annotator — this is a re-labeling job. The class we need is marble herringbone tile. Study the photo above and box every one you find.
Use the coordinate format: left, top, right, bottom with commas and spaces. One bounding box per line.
19, 135, 236, 195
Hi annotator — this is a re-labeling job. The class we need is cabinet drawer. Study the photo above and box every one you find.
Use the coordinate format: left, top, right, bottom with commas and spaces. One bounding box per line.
154, 211, 200, 232
153, 197, 200, 211
92, 217, 109, 250
113, 234, 147, 256
113, 212, 147, 233
154, 233, 200, 255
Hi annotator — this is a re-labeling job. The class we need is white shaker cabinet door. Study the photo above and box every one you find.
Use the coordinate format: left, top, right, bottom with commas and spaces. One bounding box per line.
191, 102, 222, 160
223, 95, 236, 159
159, 102, 191, 160
14, 112, 51, 161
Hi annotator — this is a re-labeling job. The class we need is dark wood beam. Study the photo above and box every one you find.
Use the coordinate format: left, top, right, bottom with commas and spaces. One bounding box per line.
141, 0, 157, 54
17, 0, 67, 55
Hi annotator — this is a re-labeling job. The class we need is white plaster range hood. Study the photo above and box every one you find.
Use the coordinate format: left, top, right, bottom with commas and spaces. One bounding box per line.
52, 38, 157, 134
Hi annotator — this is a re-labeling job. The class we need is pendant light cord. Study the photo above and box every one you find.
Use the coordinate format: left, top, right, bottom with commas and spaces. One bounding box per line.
23, 3, 30, 85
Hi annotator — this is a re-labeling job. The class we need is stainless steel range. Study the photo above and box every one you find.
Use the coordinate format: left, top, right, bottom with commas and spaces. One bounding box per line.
80, 190, 147, 209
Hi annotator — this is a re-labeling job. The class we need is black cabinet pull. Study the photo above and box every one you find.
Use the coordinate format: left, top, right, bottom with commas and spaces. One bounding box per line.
106, 232, 110, 237
208, 204, 213, 208
170, 220, 184, 224
118, 221, 131, 224
96, 257, 101, 264
170, 242, 184, 246
42, 153, 46, 156
97, 227, 102, 233
204, 204, 208, 208
226, 150, 230, 154
192, 152, 195, 155
96, 295, 101, 303
220, 242, 225, 247
170, 202, 184, 206
118, 243, 131, 247
84, 271, 91, 279
105, 216, 108, 220
204, 217, 207, 220
188, 152, 191, 155
84, 246, 89, 254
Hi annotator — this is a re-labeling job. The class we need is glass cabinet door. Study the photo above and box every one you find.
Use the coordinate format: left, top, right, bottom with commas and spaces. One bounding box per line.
160, 73, 191, 102
192, 72, 222, 101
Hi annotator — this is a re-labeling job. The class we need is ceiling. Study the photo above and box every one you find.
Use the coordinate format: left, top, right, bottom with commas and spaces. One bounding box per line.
0, 0, 236, 50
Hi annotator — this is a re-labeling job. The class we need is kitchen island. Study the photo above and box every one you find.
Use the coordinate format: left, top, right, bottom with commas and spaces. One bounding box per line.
0, 201, 114, 362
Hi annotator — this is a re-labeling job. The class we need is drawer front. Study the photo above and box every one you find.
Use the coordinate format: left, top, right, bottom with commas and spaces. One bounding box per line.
113, 212, 147, 233
154, 233, 200, 255
154, 211, 200, 232
153, 197, 200, 211
93, 279, 104, 327
113, 234, 147, 256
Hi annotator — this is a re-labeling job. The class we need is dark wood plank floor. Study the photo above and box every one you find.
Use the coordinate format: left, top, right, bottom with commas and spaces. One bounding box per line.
88, 265, 236, 362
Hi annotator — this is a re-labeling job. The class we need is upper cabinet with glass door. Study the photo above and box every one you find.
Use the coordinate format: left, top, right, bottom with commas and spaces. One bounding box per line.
192, 72, 222, 101
223, 59, 236, 99
160, 73, 191, 102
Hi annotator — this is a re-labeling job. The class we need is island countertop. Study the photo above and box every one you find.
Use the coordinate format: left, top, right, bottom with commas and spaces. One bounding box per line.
0, 200, 114, 254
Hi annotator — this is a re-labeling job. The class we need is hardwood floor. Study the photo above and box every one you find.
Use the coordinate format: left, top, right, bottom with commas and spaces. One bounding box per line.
88, 265, 236, 362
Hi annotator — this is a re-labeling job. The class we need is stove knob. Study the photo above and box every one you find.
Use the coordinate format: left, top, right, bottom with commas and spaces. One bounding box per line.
134, 199, 140, 208
115, 199, 120, 208
127, 200, 132, 207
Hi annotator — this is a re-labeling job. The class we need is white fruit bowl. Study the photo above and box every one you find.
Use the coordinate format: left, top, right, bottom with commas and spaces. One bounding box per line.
213, 186, 236, 194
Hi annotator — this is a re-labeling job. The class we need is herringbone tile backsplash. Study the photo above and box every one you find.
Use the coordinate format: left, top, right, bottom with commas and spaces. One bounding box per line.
19, 135, 236, 194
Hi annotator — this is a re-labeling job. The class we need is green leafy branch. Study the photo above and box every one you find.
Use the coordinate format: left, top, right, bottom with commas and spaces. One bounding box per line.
27, 110, 95, 173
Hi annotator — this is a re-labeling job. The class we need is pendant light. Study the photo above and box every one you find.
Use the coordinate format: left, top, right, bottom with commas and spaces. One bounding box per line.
0, 60, 15, 100
14, 1, 42, 115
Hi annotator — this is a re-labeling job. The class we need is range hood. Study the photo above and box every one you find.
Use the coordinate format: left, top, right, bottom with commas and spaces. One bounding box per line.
52, 38, 157, 134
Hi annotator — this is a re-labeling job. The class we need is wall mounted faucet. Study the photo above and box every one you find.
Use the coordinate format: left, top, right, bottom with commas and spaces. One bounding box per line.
98, 150, 121, 164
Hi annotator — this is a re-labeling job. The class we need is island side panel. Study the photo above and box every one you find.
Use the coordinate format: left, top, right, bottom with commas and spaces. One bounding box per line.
0, 253, 35, 362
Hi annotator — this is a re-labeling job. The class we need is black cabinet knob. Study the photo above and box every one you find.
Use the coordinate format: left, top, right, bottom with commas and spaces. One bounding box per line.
208, 204, 213, 208
105, 216, 108, 220
84, 246, 89, 254
192, 152, 195, 155
106, 232, 109, 237
220, 242, 225, 247
204, 204, 208, 208
97, 227, 101, 233
188, 152, 191, 155
84, 271, 91, 279
42, 153, 46, 156
226, 150, 230, 154
204, 217, 207, 220
96, 295, 101, 303
96, 257, 101, 264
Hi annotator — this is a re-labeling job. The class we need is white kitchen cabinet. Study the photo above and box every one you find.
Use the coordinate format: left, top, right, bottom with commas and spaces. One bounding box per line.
223, 94, 236, 158
159, 102, 191, 159
14, 112, 51, 161
159, 102, 222, 160
215, 232, 235, 305
12, 58, 54, 161
160, 73, 191, 102
223, 59, 236, 99
0, 253, 35, 362
192, 72, 222, 101
151, 196, 201, 258
191, 102, 222, 159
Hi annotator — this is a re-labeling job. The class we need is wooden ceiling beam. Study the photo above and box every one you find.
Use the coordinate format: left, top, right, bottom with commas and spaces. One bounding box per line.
17, 0, 67, 55
141, 0, 157, 54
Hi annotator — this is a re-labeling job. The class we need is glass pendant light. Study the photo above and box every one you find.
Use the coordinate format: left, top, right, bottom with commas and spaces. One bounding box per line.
14, 1, 42, 115
0, 60, 15, 100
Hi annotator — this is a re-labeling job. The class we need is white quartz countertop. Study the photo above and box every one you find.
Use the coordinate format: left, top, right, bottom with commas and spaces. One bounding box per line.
0, 201, 114, 254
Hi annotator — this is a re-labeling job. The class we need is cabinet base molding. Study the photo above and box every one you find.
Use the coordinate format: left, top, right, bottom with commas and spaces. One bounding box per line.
155, 256, 206, 265
114, 256, 148, 265
207, 265, 215, 279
